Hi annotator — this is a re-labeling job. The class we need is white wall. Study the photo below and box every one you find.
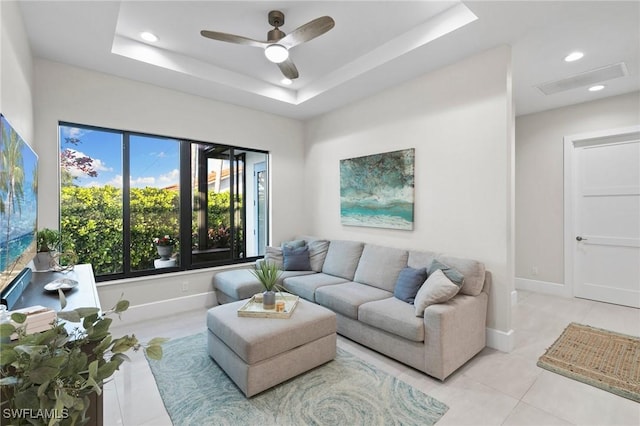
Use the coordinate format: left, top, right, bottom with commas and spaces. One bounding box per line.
515, 92, 640, 293
0, 0, 34, 143
33, 59, 306, 309
304, 46, 515, 343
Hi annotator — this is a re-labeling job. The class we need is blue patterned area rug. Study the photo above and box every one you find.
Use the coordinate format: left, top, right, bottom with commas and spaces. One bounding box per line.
147, 333, 448, 426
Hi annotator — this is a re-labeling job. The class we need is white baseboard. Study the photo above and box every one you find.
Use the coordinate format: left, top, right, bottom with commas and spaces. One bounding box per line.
116, 292, 217, 326
515, 277, 571, 298
486, 327, 514, 353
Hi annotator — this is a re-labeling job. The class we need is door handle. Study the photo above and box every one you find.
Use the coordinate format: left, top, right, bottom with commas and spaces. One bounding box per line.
576, 236, 588, 241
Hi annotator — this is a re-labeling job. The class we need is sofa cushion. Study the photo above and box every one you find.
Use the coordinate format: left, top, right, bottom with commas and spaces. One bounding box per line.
315, 282, 392, 319
214, 269, 315, 301
427, 259, 464, 287
359, 298, 425, 342
353, 244, 408, 292
283, 245, 311, 271
408, 250, 486, 296
393, 266, 427, 304
214, 269, 264, 301
437, 255, 486, 296
407, 250, 439, 270
283, 273, 348, 302
308, 239, 330, 272
322, 240, 364, 280
264, 246, 284, 269
414, 269, 461, 317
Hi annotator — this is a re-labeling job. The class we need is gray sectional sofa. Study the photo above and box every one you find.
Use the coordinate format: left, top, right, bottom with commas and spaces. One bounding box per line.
213, 236, 490, 380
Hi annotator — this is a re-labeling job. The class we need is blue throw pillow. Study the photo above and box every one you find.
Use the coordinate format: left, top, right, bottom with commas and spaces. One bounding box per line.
427, 260, 464, 287
394, 266, 428, 304
283, 245, 311, 271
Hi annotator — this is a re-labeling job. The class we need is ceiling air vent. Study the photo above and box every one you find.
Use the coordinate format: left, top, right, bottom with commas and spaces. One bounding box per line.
536, 62, 628, 95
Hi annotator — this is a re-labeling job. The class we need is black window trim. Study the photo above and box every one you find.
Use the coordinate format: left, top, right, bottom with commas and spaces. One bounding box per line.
58, 121, 269, 283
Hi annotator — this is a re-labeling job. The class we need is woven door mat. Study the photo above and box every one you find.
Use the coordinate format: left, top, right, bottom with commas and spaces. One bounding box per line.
537, 322, 640, 402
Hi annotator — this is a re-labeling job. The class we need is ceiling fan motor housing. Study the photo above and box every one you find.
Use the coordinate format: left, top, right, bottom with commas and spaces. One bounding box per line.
268, 28, 286, 42
268, 11, 286, 42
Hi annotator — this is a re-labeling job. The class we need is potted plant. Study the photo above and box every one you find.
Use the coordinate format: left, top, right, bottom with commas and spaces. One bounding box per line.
0, 293, 167, 426
250, 261, 282, 310
153, 235, 176, 260
33, 228, 61, 271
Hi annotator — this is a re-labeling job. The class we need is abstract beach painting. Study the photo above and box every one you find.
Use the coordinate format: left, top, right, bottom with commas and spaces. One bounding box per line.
340, 148, 414, 230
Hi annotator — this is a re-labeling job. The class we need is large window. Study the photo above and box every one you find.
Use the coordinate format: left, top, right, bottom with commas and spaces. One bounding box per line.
59, 123, 268, 280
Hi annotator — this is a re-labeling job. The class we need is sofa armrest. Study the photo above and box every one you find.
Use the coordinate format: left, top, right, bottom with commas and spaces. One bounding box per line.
422, 290, 489, 380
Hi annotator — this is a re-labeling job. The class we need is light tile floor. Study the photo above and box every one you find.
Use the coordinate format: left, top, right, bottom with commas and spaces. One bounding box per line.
104, 290, 640, 425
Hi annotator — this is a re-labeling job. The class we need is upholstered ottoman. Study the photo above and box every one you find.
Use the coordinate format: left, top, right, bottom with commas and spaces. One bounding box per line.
206, 299, 337, 397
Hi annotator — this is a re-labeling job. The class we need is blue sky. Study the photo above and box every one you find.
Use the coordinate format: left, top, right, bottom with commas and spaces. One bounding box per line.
60, 125, 180, 188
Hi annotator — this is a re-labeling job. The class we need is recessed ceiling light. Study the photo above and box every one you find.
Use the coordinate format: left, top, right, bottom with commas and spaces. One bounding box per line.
564, 51, 584, 62
140, 32, 159, 43
588, 85, 605, 92
281, 78, 293, 85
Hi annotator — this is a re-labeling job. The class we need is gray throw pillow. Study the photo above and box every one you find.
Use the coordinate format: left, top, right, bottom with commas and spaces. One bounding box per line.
282, 239, 306, 249
427, 259, 464, 287
264, 246, 284, 269
414, 269, 461, 317
283, 245, 311, 271
393, 267, 427, 304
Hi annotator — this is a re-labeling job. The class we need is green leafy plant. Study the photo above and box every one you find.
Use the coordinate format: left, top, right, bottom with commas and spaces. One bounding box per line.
250, 261, 282, 292
0, 292, 167, 425
36, 228, 61, 253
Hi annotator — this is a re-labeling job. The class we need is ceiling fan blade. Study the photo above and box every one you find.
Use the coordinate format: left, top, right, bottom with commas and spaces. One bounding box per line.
279, 16, 335, 49
277, 57, 299, 79
200, 30, 269, 49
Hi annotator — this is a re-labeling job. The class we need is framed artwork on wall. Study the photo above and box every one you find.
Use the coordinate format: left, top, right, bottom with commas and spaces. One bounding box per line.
340, 148, 414, 230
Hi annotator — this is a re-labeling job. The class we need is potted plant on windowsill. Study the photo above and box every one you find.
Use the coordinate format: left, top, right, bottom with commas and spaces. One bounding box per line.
0, 292, 167, 426
33, 228, 61, 271
250, 261, 283, 310
153, 235, 176, 261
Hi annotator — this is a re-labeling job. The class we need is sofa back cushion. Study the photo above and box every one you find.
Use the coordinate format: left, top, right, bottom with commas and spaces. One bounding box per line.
437, 255, 486, 296
354, 244, 408, 292
408, 250, 486, 296
308, 240, 330, 272
322, 240, 365, 280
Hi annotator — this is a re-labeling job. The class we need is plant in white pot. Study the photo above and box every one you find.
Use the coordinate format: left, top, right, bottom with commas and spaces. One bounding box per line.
250, 261, 282, 310
33, 228, 61, 271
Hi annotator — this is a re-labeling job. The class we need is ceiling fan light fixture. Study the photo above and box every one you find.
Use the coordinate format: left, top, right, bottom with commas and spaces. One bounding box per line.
264, 44, 288, 63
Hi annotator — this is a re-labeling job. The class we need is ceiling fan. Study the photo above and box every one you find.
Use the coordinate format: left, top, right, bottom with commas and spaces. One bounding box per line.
201, 10, 335, 80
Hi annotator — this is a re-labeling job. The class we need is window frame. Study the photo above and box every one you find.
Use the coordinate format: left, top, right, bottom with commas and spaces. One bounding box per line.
58, 121, 269, 282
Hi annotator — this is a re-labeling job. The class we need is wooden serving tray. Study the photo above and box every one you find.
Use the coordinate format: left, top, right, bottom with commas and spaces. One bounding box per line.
237, 292, 300, 318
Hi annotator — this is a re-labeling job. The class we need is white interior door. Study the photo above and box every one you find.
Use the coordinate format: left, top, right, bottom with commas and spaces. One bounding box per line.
571, 131, 640, 308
